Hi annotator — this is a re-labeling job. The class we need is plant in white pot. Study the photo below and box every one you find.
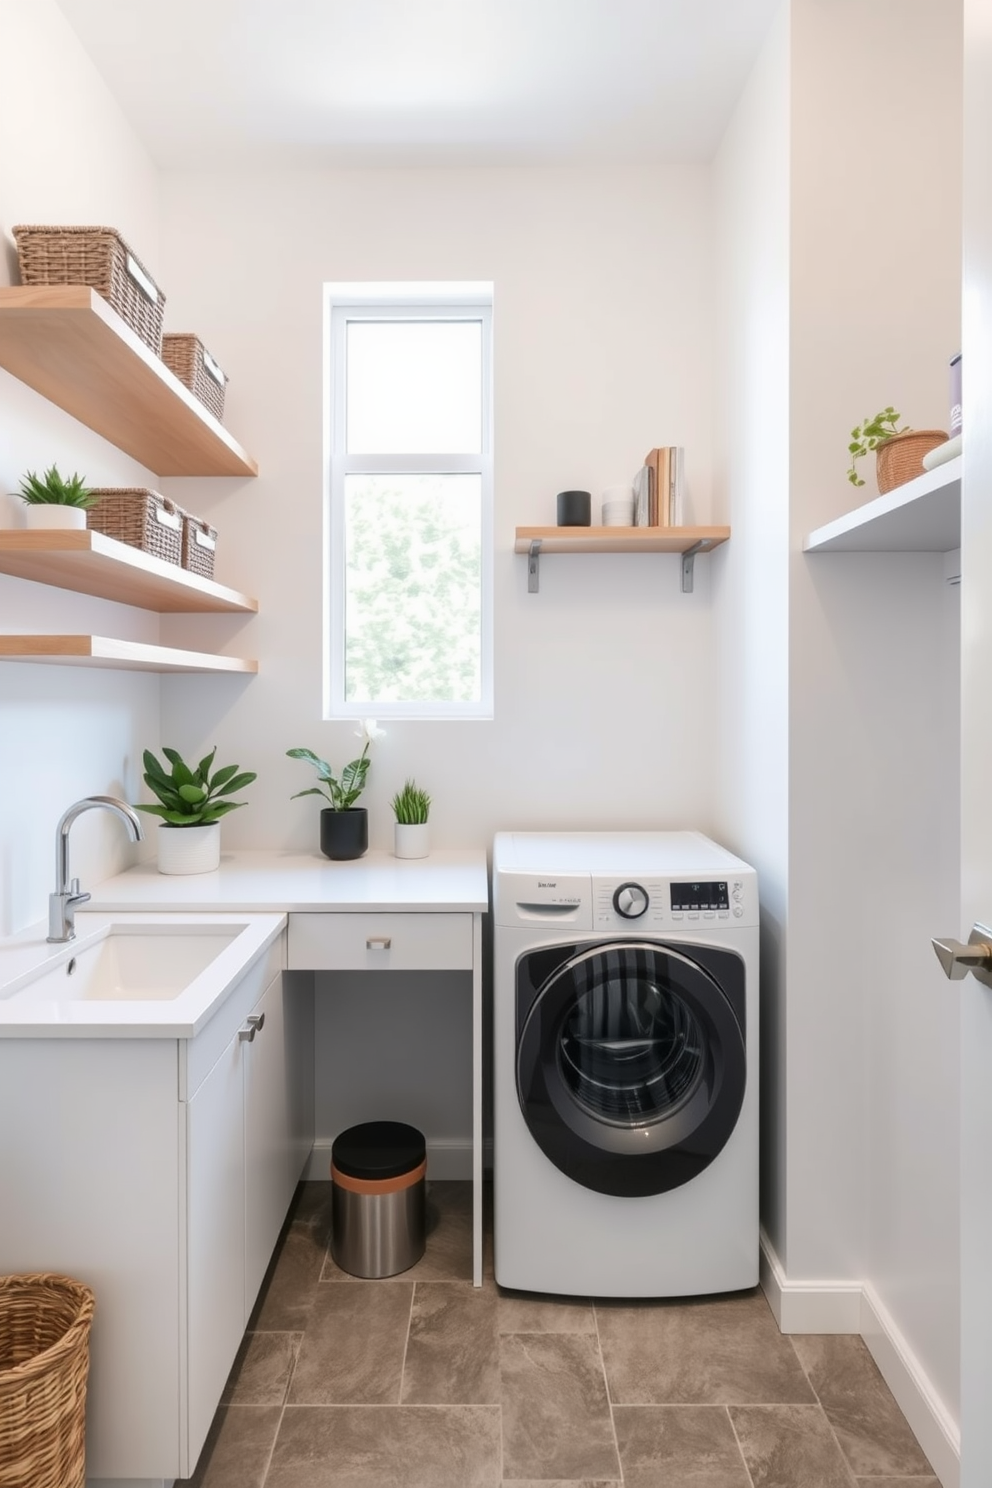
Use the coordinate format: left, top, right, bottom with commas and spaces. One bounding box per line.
287, 720, 384, 861
135, 746, 257, 875
391, 779, 431, 860
18, 464, 97, 529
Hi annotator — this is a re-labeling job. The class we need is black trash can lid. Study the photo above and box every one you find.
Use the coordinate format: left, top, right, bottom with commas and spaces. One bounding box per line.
331, 1121, 426, 1181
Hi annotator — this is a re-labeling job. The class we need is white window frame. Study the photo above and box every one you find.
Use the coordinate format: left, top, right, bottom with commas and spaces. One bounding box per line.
323, 281, 494, 721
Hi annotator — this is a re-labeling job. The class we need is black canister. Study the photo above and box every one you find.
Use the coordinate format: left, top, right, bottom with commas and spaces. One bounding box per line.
556, 490, 591, 526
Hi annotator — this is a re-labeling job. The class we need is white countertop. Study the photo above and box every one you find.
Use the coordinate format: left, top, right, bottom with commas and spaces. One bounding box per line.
87, 848, 490, 913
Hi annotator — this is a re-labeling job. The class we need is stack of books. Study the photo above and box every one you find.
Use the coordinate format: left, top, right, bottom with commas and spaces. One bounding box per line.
633, 447, 685, 527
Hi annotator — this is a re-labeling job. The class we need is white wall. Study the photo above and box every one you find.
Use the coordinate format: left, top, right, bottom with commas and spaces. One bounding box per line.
712, 0, 792, 1264
154, 163, 721, 852
0, 0, 163, 936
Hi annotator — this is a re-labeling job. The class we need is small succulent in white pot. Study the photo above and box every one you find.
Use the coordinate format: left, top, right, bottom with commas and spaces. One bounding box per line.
135, 746, 257, 874
391, 779, 431, 860
18, 464, 96, 529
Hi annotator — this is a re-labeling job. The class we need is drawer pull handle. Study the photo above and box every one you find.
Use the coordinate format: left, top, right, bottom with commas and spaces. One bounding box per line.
366, 937, 392, 950
239, 1012, 265, 1042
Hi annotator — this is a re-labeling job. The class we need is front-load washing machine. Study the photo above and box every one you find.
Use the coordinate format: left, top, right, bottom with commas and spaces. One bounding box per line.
493, 830, 758, 1297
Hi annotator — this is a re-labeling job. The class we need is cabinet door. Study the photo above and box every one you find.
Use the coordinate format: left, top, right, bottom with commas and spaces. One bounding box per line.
244, 970, 313, 1310
186, 1027, 246, 1473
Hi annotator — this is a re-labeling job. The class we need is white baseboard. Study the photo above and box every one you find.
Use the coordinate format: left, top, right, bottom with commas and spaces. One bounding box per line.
759, 1229, 959, 1488
305, 1138, 474, 1182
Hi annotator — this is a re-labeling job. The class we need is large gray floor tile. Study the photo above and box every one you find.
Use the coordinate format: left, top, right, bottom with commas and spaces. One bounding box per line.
401, 1281, 500, 1403
596, 1291, 816, 1405
500, 1332, 621, 1481
288, 1280, 413, 1404
729, 1404, 858, 1487
497, 1288, 597, 1333
220, 1329, 301, 1405
321, 1180, 475, 1283
179, 1404, 282, 1487
791, 1334, 934, 1477
265, 1404, 502, 1487
614, 1404, 753, 1486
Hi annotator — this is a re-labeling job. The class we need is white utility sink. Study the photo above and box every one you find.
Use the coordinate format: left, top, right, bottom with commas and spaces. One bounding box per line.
5, 922, 243, 1003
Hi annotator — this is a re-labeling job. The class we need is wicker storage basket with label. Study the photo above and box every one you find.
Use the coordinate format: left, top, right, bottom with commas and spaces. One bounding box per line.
161, 334, 228, 422
181, 512, 218, 579
0, 1272, 95, 1488
12, 225, 166, 355
86, 488, 183, 566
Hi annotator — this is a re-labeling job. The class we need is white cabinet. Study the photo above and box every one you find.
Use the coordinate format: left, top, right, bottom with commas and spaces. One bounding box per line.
0, 929, 314, 1484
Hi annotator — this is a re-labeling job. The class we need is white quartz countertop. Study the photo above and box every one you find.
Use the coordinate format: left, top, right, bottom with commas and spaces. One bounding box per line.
86, 848, 490, 913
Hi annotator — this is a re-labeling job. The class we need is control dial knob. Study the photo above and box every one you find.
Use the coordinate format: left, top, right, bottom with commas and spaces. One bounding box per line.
613, 882, 649, 919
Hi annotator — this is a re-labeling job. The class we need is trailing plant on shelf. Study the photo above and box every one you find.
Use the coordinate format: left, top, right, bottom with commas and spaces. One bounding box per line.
391, 779, 431, 825
286, 720, 384, 812
847, 408, 908, 486
18, 464, 96, 507
135, 746, 257, 827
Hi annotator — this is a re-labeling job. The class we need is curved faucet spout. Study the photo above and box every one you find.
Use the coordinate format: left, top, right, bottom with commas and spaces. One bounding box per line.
49, 795, 144, 943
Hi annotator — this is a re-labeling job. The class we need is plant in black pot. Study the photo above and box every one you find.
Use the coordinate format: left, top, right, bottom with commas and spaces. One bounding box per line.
135, 746, 257, 875
287, 720, 384, 861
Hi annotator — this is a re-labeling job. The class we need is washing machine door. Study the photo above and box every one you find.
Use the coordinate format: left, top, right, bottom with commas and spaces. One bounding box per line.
516, 940, 746, 1197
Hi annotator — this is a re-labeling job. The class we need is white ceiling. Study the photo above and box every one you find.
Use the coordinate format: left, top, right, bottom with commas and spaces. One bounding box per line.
56, 0, 780, 168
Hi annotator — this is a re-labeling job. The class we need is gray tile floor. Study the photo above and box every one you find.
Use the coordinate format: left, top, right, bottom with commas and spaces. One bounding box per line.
182, 1182, 940, 1488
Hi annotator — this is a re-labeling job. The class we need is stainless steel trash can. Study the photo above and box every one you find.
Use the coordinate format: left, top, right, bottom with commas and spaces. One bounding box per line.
330, 1122, 426, 1278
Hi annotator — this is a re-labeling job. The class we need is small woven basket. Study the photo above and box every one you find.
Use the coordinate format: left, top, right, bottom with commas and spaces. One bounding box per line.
161, 334, 227, 422
181, 511, 218, 580
12, 225, 166, 355
875, 429, 949, 493
0, 1273, 95, 1488
87, 488, 183, 566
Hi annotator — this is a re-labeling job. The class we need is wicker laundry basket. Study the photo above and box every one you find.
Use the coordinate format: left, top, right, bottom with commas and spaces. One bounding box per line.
0, 1273, 95, 1488
161, 334, 227, 422
12, 225, 166, 355
87, 488, 183, 565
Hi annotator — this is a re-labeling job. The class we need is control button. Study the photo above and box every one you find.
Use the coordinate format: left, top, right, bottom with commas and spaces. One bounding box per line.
688, 911, 700, 920
671, 911, 685, 921
733, 905, 744, 918
613, 882, 649, 919
718, 911, 730, 919
703, 911, 716, 919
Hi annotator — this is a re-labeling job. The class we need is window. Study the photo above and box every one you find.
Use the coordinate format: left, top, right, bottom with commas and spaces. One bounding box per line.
324, 283, 493, 720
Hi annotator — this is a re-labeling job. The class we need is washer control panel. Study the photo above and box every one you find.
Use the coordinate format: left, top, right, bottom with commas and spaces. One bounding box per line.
592, 873, 755, 929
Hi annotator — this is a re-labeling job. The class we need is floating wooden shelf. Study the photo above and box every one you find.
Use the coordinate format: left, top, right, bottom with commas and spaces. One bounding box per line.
803, 456, 961, 553
0, 529, 258, 613
514, 524, 730, 593
0, 287, 258, 478
0, 636, 258, 673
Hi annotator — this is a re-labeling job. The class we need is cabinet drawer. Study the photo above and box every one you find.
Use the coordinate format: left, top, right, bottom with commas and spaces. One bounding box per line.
288, 912, 473, 971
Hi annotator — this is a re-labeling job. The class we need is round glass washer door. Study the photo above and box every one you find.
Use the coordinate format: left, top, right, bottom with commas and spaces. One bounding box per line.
516, 940, 746, 1197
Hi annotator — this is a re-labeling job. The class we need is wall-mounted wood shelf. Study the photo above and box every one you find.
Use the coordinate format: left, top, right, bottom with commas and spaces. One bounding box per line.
0, 636, 258, 673
514, 524, 730, 593
0, 530, 258, 613
0, 287, 258, 478
803, 456, 961, 553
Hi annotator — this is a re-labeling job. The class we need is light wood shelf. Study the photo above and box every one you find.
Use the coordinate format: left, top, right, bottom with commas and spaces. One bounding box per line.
514, 524, 730, 555
0, 287, 258, 478
515, 524, 730, 593
0, 636, 258, 673
0, 529, 258, 613
803, 455, 961, 553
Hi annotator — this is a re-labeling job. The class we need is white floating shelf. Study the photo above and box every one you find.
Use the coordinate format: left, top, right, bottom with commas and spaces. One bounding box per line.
0, 636, 258, 673
803, 456, 961, 553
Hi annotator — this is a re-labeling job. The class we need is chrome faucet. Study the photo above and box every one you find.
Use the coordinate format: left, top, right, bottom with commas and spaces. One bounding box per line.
48, 795, 144, 943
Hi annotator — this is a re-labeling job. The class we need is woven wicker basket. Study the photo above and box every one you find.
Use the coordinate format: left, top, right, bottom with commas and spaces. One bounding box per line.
875, 429, 949, 493
87, 488, 183, 566
161, 334, 227, 422
181, 511, 218, 580
12, 225, 166, 355
0, 1273, 95, 1488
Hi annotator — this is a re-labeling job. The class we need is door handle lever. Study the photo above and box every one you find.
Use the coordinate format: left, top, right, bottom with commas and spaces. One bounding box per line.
931, 924, 992, 987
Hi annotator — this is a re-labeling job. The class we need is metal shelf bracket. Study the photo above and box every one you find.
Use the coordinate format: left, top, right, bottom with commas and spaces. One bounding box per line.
681, 541, 702, 594
527, 539, 542, 593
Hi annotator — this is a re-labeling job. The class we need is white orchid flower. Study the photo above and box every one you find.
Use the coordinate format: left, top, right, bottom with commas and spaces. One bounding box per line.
354, 718, 385, 746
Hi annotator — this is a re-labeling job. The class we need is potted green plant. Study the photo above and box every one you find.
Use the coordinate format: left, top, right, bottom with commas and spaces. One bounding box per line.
287, 720, 384, 861
18, 464, 97, 530
847, 409, 948, 492
135, 746, 257, 874
391, 780, 431, 860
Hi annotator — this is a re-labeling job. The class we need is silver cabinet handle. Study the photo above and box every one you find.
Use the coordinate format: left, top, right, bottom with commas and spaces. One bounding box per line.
239, 1012, 266, 1042
366, 937, 392, 950
932, 924, 992, 988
